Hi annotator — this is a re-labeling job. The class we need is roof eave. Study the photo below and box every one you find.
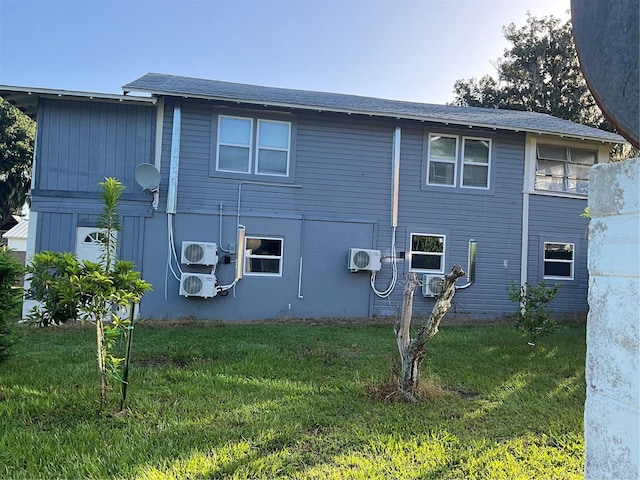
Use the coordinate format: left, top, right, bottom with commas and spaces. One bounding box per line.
128, 86, 625, 145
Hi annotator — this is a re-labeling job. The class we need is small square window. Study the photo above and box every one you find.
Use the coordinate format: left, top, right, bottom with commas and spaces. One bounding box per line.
244, 236, 283, 276
543, 242, 574, 280
410, 234, 445, 273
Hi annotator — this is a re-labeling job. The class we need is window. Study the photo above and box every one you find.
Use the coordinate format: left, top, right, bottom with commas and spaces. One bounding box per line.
216, 115, 291, 177
410, 234, 445, 273
244, 236, 283, 276
543, 242, 574, 279
461, 138, 490, 188
427, 135, 458, 186
427, 134, 491, 189
535, 144, 596, 195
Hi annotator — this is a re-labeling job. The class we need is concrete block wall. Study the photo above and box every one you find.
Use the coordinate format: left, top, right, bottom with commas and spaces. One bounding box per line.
586, 157, 640, 479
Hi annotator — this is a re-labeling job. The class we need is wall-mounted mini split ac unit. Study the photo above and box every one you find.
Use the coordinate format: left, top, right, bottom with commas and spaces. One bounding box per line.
181, 241, 218, 265
422, 274, 445, 297
348, 248, 382, 272
179, 273, 217, 298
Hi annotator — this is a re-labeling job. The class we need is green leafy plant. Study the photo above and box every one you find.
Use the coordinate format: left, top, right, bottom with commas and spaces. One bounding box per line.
25, 178, 151, 409
0, 247, 23, 362
25, 251, 80, 326
507, 281, 561, 350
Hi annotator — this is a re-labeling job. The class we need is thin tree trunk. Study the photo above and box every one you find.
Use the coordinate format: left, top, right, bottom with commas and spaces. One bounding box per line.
395, 265, 466, 401
96, 318, 107, 409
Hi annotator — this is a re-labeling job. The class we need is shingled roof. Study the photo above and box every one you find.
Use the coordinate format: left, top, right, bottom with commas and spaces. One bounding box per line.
123, 73, 625, 144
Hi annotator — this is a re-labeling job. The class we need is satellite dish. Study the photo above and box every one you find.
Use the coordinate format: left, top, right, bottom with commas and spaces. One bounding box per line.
135, 163, 161, 193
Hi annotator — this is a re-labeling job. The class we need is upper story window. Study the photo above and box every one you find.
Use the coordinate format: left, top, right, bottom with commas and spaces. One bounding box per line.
535, 144, 596, 195
543, 242, 574, 280
216, 115, 291, 177
427, 134, 491, 189
410, 233, 445, 273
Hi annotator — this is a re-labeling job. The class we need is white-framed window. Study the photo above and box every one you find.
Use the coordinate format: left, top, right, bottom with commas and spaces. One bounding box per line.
461, 138, 491, 188
427, 134, 458, 186
427, 134, 491, 189
409, 233, 445, 273
216, 115, 291, 177
543, 242, 574, 280
535, 144, 596, 195
244, 236, 283, 276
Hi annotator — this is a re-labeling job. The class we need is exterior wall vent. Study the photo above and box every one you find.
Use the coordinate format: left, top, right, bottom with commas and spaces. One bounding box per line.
422, 274, 445, 297
181, 241, 218, 265
348, 248, 382, 272
179, 273, 217, 298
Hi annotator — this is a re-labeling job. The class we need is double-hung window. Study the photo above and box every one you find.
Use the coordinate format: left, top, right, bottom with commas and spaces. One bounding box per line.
410, 234, 445, 273
216, 115, 291, 177
543, 242, 574, 279
427, 134, 491, 189
535, 144, 596, 195
244, 236, 283, 276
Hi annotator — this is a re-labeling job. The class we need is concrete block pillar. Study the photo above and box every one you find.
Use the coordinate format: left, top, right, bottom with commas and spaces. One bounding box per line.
586, 157, 640, 479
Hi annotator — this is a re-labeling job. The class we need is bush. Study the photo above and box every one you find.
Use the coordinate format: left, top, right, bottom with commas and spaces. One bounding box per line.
507, 281, 561, 349
0, 247, 23, 362
24, 251, 81, 326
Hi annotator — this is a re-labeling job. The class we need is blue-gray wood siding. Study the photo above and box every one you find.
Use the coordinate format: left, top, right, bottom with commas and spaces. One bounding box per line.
30, 95, 593, 321
527, 195, 590, 316
35, 98, 155, 193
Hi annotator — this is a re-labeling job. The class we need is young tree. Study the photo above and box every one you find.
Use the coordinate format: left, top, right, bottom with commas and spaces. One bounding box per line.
394, 265, 465, 402
451, 14, 607, 130
26, 178, 152, 410
0, 98, 35, 222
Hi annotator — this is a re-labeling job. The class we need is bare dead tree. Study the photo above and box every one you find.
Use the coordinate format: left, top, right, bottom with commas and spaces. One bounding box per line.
394, 265, 465, 402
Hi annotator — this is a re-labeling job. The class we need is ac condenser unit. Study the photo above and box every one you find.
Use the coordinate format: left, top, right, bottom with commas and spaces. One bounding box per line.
422, 274, 445, 297
179, 273, 217, 298
181, 241, 218, 265
348, 248, 382, 272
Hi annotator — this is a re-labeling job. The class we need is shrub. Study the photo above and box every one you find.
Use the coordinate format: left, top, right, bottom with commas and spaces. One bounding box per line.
507, 281, 561, 349
0, 247, 23, 362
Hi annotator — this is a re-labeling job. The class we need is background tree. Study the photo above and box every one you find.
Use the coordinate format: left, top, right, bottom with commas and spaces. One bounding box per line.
451, 14, 608, 130
0, 98, 35, 222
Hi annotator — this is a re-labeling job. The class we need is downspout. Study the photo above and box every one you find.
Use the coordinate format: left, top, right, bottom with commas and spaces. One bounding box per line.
371, 126, 400, 298
167, 104, 181, 215
521, 135, 534, 288
164, 104, 181, 299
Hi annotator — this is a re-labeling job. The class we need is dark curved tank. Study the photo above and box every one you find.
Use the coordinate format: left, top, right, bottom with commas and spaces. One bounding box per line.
571, 0, 639, 147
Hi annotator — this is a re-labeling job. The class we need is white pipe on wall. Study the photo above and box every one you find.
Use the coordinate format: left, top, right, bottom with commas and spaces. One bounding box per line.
167, 105, 181, 214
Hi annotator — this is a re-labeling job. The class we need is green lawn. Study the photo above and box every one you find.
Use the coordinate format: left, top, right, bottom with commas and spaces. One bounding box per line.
0, 319, 586, 479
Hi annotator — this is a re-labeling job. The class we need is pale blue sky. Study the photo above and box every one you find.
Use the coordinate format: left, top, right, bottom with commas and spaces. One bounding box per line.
0, 0, 570, 105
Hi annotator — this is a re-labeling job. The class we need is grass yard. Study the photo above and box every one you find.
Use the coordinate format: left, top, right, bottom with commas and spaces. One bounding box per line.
0, 319, 586, 479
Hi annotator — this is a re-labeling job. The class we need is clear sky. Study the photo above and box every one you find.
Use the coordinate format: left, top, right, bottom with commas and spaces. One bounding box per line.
0, 0, 570, 105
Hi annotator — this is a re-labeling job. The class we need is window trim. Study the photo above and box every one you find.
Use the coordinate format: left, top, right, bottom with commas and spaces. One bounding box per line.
215, 114, 292, 178
460, 136, 492, 190
525, 135, 608, 199
409, 233, 446, 274
216, 115, 253, 174
243, 235, 284, 277
425, 132, 492, 190
255, 119, 291, 177
543, 241, 575, 280
534, 144, 596, 196
426, 133, 458, 187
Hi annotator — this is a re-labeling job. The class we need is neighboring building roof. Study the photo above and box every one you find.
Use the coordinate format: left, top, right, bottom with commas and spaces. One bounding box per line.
123, 72, 626, 144
2, 218, 28, 240
0, 85, 156, 119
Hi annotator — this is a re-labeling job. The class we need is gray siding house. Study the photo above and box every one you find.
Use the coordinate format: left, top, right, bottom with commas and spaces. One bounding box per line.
0, 74, 625, 321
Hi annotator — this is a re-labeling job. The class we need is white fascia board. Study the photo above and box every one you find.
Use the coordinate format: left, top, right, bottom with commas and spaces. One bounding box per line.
0, 85, 157, 106
126, 87, 624, 145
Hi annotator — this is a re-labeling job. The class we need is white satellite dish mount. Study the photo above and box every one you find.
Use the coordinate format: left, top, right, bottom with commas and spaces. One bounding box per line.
135, 163, 161, 209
